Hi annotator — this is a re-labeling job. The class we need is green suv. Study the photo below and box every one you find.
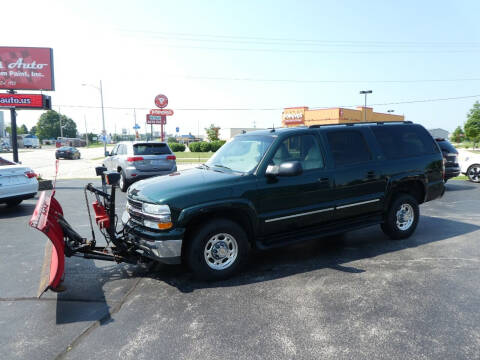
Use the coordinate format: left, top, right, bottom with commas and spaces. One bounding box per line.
122, 121, 445, 280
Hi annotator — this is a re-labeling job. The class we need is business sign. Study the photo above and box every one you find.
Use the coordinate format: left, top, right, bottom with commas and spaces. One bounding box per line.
150, 108, 174, 116
282, 111, 304, 125
0, 93, 51, 109
154, 94, 168, 108
146, 114, 166, 125
0, 47, 54, 91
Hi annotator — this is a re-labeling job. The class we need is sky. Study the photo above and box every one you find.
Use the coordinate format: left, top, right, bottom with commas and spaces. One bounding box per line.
2, 0, 480, 137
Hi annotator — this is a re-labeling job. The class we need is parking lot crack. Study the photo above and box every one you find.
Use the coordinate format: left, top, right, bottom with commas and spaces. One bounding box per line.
54, 277, 142, 360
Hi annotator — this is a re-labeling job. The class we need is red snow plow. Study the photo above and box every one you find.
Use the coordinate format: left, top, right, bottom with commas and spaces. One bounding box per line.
30, 166, 142, 296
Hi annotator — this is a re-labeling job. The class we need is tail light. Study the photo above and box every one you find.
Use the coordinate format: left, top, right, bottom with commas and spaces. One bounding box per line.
25, 170, 37, 178
166, 155, 176, 160
127, 156, 144, 162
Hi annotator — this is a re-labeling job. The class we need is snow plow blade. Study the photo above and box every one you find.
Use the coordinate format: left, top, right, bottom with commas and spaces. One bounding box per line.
29, 191, 66, 297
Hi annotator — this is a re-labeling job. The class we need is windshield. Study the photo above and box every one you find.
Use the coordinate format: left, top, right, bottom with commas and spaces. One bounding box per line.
206, 135, 275, 173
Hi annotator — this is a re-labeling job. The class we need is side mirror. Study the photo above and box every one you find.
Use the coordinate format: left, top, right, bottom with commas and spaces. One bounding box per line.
266, 161, 303, 177
105, 151, 110, 157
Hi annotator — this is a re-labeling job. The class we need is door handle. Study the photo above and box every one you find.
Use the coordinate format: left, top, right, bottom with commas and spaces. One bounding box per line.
366, 171, 375, 179
318, 177, 329, 184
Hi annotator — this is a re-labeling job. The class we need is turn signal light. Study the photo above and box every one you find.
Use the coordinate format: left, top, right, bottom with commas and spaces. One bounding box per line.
127, 156, 144, 162
166, 155, 176, 160
157, 222, 173, 230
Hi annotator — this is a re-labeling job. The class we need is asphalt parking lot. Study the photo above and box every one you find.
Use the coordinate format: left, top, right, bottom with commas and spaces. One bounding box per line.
1, 180, 480, 359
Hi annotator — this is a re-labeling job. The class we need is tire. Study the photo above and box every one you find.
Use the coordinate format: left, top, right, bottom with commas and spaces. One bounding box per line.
55, 155, 59, 159
119, 170, 129, 192
6, 198, 22, 207
185, 219, 249, 281
381, 193, 419, 240
467, 164, 480, 183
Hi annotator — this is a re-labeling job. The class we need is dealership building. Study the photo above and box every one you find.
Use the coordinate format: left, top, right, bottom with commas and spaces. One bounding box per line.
282, 106, 404, 127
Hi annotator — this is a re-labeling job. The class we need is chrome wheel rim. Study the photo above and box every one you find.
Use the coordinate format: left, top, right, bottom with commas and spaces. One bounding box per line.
396, 203, 414, 231
468, 166, 480, 182
204, 233, 238, 270
119, 174, 124, 189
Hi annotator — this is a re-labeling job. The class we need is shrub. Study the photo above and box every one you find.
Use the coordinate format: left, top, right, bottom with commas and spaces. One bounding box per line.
199, 141, 211, 152
189, 142, 201, 152
169, 143, 186, 152
210, 140, 226, 152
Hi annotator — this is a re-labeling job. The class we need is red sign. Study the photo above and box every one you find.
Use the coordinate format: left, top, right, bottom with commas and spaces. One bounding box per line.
0, 93, 51, 109
150, 108, 174, 116
0, 47, 54, 91
155, 94, 168, 108
146, 114, 167, 125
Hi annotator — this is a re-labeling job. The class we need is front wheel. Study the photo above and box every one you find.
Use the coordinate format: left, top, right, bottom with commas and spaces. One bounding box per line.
467, 164, 480, 183
6, 198, 22, 207
185, 219, 249, 281
381, 193, 419, 240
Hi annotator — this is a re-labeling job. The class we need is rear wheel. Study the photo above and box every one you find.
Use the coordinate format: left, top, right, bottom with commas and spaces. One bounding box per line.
119, 170, 129, 192
467, 164, 480, 183
185, 219, 249, 281
381, 193, 419, 240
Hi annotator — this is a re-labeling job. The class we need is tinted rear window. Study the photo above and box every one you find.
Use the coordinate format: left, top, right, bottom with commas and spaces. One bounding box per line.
326, 130, 372, 166
133, 143, 171, 155
371, 125, 438, 160
436, 139, 458, 154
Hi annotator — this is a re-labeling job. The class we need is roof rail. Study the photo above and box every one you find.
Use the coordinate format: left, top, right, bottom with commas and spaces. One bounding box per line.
309, 121, 411, 128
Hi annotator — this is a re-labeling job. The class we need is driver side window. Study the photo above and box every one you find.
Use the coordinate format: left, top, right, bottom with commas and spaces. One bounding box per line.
111, 145, 119, 156
271, 134, 324, 170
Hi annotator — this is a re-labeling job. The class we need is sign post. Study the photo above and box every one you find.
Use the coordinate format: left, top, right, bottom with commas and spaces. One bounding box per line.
149, 94, 173, 142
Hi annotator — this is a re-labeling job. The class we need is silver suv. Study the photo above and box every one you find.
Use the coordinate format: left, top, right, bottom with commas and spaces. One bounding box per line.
103, 141, 177, 191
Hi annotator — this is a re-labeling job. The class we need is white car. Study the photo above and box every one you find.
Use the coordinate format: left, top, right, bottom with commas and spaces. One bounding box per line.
459, 151, 480, 183
0, 157, 38, 207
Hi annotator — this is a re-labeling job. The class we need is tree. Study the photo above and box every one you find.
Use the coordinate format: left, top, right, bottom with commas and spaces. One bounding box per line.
465, 101, 480, 148
36, 110, 78, 140
205, 124, 220, 142
17, 124, 28, 135
450, 126, 465, 143
167, 136, 178, 143
30, 125, 37, 135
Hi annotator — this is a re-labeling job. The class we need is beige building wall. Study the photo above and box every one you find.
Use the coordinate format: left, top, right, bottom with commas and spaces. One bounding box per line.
282, 106, 404, 127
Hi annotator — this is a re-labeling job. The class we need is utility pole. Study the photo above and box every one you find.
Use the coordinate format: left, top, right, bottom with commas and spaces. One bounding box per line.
8, 90, 19, 163
59, 106, 63, 138
84, 115, 88, 146
359, 90, 372, 122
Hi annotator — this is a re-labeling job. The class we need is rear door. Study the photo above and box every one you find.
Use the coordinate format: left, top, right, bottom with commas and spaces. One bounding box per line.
104, 144, 119, 170
132, 143, 175, 172
323, 128, 386, 220
256, 133, 336, 237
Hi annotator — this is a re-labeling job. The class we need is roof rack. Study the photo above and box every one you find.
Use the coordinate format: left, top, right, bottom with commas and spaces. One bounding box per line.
309, 121, 412, 128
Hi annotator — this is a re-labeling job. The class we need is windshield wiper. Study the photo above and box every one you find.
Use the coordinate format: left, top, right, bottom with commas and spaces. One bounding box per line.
211, 164, 232, 170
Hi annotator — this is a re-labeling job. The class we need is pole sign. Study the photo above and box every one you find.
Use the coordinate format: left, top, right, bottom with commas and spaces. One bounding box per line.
146, 114, 166, 125
154, 94, 168, 108
0, 93, 51, 109
149, 108, 174, 116
0, 47, 55, 91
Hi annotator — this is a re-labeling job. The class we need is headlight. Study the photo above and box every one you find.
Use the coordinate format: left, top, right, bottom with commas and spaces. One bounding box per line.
142, 203, 170, 215
142, 203, 172, 230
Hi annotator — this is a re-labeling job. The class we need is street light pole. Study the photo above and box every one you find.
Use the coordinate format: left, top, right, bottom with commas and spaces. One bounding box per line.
359, 90, 373, 122
99, 80, 106, 155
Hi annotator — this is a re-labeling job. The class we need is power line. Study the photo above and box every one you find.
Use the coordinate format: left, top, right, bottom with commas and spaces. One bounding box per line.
183, 76, 480, 84
120, 29, 480, 47
56, 94, 480, 112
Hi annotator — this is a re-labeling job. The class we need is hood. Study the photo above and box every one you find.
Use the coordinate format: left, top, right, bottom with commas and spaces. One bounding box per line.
127, 167, 238, 204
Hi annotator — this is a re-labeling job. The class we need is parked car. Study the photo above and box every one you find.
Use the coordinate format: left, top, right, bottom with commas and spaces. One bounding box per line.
0, 157, 38, 207
459, 151, 480, 183
435, 138, 460, 182
103, 141, 177, 192
122, 121, 445, 281
55, 146, 81, 160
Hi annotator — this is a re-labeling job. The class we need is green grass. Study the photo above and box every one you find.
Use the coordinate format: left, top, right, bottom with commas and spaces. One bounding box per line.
451, 175, 468, 181
174, 152, 212, 163
86, 143, 114, 148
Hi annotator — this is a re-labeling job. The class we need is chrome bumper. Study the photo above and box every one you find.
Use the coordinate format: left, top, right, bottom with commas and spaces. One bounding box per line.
122, 210, 182, 264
